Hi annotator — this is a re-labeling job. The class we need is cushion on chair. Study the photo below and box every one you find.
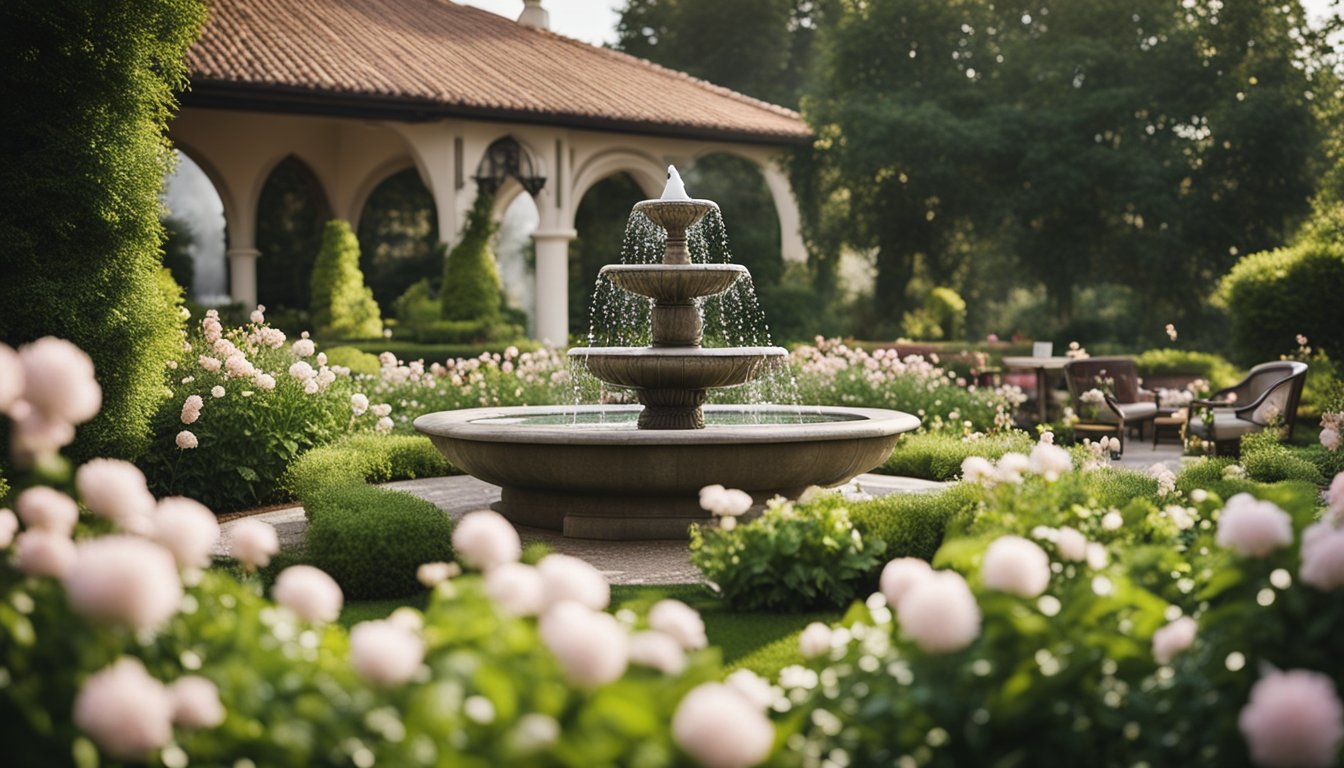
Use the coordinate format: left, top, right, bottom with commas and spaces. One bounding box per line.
1188, 412, 1264, 441
1115, 402, 1158, 420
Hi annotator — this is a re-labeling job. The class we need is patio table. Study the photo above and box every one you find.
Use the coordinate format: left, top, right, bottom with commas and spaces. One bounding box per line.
1002, 355, 1072, 425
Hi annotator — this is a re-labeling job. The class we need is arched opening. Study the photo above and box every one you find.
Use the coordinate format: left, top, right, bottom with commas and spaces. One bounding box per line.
683, 153, 782, 287
569, 172, 645, 331
255, 156, 331, 312
161, 150, 228, 303
355, 167, 440, 313
494, 187, 540, 335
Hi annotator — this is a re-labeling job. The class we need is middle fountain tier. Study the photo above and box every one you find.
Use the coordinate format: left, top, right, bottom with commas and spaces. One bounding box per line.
568, 193, 787, 430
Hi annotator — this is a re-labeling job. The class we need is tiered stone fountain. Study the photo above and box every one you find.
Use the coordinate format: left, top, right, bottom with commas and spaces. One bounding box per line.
416, 168, 918, 540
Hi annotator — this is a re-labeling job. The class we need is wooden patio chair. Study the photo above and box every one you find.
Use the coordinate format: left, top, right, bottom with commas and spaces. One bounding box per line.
1184, 361, 1308, 456
1063, 357, 1158, 455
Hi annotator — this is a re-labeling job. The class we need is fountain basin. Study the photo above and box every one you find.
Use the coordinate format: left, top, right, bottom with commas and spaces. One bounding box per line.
600, 263, 748, 303
570, 346, 786, 390
414, 404, 920, 540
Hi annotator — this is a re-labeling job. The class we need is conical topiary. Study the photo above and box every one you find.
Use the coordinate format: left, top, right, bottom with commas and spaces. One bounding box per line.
441, 193, 503, 323
309, 219, 384, 339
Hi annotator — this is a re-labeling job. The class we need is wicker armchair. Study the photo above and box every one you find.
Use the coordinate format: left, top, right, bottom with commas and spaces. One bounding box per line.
1185, 361, 1308, 456
1063, 357, 1158, 454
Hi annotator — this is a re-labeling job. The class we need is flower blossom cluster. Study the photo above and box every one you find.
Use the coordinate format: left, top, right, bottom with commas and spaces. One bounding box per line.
960, 441, 1073, 487
699, 484, 754, 530
0, 337, 101, 467
1320, 411, 1342, 453
878, 557, 981, 653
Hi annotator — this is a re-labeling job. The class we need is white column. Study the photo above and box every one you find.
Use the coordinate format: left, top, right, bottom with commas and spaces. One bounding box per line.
227, 247, 260, 309
532, 229, 577, 346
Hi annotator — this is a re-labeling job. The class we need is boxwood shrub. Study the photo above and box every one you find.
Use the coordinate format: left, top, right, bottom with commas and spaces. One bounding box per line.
880, 431, 1036, 481
1215, 239, 1344, 365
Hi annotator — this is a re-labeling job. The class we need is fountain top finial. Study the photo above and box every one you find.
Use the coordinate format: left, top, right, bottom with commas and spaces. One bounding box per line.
660, 165, 691, 201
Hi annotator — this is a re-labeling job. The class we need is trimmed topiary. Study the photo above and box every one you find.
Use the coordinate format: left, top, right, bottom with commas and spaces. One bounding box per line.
880, 431, 1036, 481
0, 0, 207, 461
309, 220, 384, 339
1214, 239, 1344, 365
282, 434, 456, 502
849, 483, 981, 565
441, 193, 504, 323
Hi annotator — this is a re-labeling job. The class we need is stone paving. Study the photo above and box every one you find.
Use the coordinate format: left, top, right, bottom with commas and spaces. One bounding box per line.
216, 441, 1186, 585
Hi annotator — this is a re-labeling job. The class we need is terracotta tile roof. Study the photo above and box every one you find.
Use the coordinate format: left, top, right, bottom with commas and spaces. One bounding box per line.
185, 0, 811, 144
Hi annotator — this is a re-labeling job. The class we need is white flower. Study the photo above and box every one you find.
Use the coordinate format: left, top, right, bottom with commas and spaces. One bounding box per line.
254, 373, 276, 391
1086, 542, 1109, 570
982, 535, 1051, 598
303, 379, 320, 395
19, 336, 101, 424
152, 497, 220, 570
485, 562, 545, 616
1238, 669, 1344, 768
416, 560, 460, 587
538, 553, 610, 610
15, 529, 77, 578
73, 657, 173, 760
229, 519, 279, 569
1028, 443, 1073, 482
1322, 428, 1341, 452
1216, 493, 1293, 557
169, 675, 225, 729
371, 403, 392, 418
375, 416, 394, 433
0, 342, 22, 412
539, 602, 628, 688
1055, 526, 1088, 562
799, 622, 833, 659
351, 393, 369, 416
880, 557, 934, 607
724, 668, 776, 710
63, 536, 183, 631
1152, 616, 1197, 664
699, 484, 754, 517
1301, 522, 1344, 590
211, 385, 226, 398
175, 430, 198, 449
1101, 511, 1124, 531
994, 452, 1030, 484
291, 338, 315, 358
76, 458, 156, 531
0, 509, 17, 548
648, 599, 707, 650
388, 606, 424, 633
1328, 473, 1344, 522
180, 394, 202, 424
629, 630, 687, 675
672, 683, 775, 768
8, 402, 76, 465
898, 571, 982, 653
250, 306, 266, 324
16, 485, 79, 536
224, 353, 254, 379
288, 361, 315, 381
198, 356, 221, 372
272, 565, 344, 624
452, 510, 521, 571
511, 713, 561, 752
960, 455, 994, 484
350, 619, 425, 686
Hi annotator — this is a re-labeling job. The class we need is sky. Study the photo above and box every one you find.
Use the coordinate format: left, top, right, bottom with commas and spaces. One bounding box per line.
462, 0, 1342, 48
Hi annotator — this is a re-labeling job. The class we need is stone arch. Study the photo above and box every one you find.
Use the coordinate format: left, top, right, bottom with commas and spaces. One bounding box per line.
347, 155, 420, 230
164, 147, 232, 302
688, 146, 805, 265
355, 165, 441, 312
254, 155, 334, 311
568, 148, 664, 229
568, 170, 648, 331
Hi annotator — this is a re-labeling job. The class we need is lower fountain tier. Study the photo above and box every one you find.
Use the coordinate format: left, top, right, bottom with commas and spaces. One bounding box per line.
413, 404, 921, 540
569, 346, 787, 391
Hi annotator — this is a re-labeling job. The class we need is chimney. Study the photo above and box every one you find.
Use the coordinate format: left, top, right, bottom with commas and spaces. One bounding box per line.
517, 0, 549, 30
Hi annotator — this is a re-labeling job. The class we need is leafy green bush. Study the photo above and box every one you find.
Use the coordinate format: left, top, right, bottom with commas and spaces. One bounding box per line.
309, 220, 384, 339
321, 345, 382, 376
848, 483, 981, 563
902, 286, 967, 341
407, 318, 523, 344
0, 0, 205, 461
1134, 349, 1241, 390
690, 494, 886, 611
1240, 431, 1326, 484
392, 277, 441, 328
441, 193, 504, 324
303, 482, 453, 599
282, 434, 455, 501
880, 431, 1035, 480
1214, 239, 1344, 365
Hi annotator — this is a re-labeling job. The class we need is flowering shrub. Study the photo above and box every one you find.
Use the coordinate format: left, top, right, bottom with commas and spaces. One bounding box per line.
139, 309, 381, 511
789, 338, 1023, 432
690, 489, 886, 611
881, 430, 1037, 481
2, 338, 776, 768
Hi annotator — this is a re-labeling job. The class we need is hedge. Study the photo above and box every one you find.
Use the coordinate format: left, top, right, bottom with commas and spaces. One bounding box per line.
1214, 239, 1344, 364
849, 483, 983, 565
441, 193, 504, 323
310, 220, 384, 339
879, 431, 1036, 481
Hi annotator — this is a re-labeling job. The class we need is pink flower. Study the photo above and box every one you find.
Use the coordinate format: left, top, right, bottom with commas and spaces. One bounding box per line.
416, 560, 460, 587
288, 361, 315, 381
198, 356, 221, 372
1152, 616, 1197, 664
484, 562, 544, 616
169, 675, 225, 729
8, 401, 75, 466
672, 683, 775, 768
1301, 522, 1344, 590
898, 571, 982, 653
799, 621, 833, 659
73, 657, 173, 760
539, 602, 628, 688
224, 353, 254, 379
0, 342, 22, 412
351, 393, 369, 416
16, 485, 79, 536
350, 619, 425, 686
15, 529, 77, 578
648, 599, 707, 650
1329, 473, 1344, 523
724, 668, 776, 710
1238, 669, 1344, 768
0, 509, 17, 548
629, 630, 687, 675
229, 519, 279, 569
291, 338, 315, 358
880, 557, 933, 607
452, 510, 521, 571
254, 373, 276, 391
1217, 494, 1293, 557
63, 536, 183, 631
152, 497, 220, 571
250, 305, 266, 324
982, 535, 1051, 598
1320, 428, 1340, 452
538, 553, 610, 610
272, 565, 344, 624
19, 337, 101, 424
76, 458, 156, 531
180, 394, 203, 424
175, 430, 198, 449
